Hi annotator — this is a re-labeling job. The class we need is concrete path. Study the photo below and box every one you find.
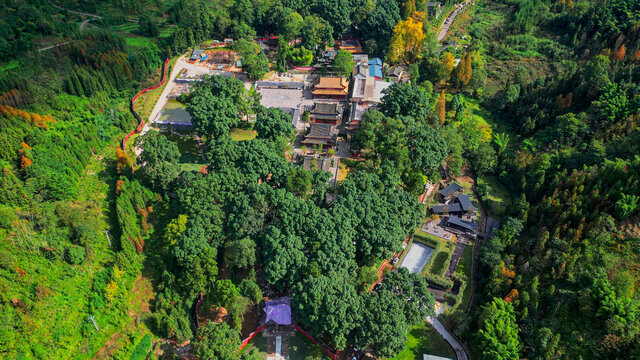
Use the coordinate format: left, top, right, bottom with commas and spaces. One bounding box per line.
427, 316, 469, 360
144, 55, 187, 133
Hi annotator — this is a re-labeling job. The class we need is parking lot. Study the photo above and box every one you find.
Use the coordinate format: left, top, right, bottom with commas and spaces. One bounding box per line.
399, 242, 435, 274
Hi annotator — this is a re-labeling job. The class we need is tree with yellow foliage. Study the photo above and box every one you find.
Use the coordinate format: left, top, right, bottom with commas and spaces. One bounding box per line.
387, 12, 426, 64
439, 52, 455, 81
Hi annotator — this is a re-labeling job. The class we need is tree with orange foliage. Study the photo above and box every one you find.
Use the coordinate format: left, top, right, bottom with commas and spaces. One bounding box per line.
463, 52, 472, 85
612, 44, 626, 61
504, 288, 519, 303
556, 93, 573, 110
115, 147, 131, 174
0, 104, 56, 129
436, 90, 446, 125
387, 12, 427, 64
452, 52, 473, 88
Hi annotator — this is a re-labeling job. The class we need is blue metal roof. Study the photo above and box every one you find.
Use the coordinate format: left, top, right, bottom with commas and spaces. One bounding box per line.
369, 58, 382, 66
369, 65, 382, 78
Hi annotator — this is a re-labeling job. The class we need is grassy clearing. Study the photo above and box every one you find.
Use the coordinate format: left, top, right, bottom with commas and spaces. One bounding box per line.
125, 36, 155, 48
477, 175, 513, 217
0, 60, 20, 74
158, 26, 176, 38
455, 245, 473, 310
230, 128, 257, 141
391, 322, 456, 360
429, 251, 450, 276
110, 23, 139, 33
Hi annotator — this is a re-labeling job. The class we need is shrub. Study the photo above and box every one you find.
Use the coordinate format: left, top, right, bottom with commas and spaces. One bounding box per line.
0, 204, 16, 229
64, 245, 86, 265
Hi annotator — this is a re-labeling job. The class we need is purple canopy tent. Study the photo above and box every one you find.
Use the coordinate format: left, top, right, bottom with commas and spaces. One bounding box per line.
264, 297, 292, 325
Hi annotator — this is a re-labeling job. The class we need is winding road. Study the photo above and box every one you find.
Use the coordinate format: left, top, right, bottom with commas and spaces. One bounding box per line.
39, 3, 139, 52
428, 317, 469, 360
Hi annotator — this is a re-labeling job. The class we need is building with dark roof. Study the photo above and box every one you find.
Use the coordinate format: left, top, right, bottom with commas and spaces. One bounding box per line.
310, 102, 342, 125
457, 194, 474, 213
338, 39, 363, 54
353, 64, 368, 80
431, 203, 463, 215
485, 217, 501, 239
439, 183, 464, 200
388, 65, 408, 83
446, 216, 478, 233
353, 54, 369, 65
347, 103, 369, 130
189, 49, 204, 61
302, 123, 337, 148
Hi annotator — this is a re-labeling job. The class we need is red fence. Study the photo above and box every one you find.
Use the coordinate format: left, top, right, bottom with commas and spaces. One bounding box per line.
295, 325, 338, 360
237, 324, 266, 352
122, 58, 170, 151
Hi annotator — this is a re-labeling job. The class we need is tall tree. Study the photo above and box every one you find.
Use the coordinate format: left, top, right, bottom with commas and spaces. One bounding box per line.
387, 12, 426, 64
292, 273, 362, 350
333, 49, 355, 77
253, 106, 295, 141
477, 298, 522, 360
436, 90, 446, 125
192, 321, 241, 360
379, 83, 434, 121
360, 0, 401, 57
440, 52, 455, 81
406, 124, 449, 175
135, 132, 180, 190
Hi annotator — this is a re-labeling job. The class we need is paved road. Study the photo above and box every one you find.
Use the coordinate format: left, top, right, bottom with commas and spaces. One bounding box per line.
427, 316, 469, 360
438, 1, 471, 41
52, 2, 138, 22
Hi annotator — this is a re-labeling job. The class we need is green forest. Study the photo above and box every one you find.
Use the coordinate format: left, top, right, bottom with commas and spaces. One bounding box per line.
1, 0, 639, 359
